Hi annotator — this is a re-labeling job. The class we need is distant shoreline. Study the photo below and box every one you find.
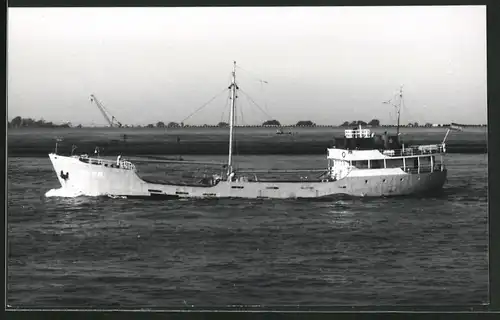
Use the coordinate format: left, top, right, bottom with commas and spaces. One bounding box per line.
7, 116, 487, 129
7, 126, 487, 157
7, 124, 488, 129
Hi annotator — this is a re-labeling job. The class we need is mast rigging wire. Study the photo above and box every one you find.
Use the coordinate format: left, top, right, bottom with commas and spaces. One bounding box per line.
235, 65, 268, 85
238, 89, 275, 122
236, 65, 271, 114
179, 64, 274, 128
220, 92, 231, 124
238, 102, 245, 126
180, 87, 229, 124
237, 84, 246, 126
242, 92, 264, 125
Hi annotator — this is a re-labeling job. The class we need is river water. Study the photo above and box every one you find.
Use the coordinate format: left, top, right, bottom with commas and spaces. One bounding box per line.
7, 154, 488, 308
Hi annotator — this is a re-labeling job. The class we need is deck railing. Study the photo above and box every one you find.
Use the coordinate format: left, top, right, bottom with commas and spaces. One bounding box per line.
79, 156, 136, 171
345, 128, 372, 138
380, 143, 445, 157
349, 162, 445, 173
401, 164, 445, 174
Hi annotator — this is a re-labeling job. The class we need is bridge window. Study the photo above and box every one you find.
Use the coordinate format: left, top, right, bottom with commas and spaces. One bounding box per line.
370, 160, 383, 169
352, 160, 369, 169
419, 156, 432, 172
328, 159, 334, 168
386, 158, 404, 169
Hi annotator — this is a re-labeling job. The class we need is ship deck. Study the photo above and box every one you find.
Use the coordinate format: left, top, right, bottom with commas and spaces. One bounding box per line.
141, 176, 331, 186
141, 177, 217, 187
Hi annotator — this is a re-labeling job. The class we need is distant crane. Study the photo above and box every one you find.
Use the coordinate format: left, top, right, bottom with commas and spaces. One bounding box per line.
89, 94, 123, 128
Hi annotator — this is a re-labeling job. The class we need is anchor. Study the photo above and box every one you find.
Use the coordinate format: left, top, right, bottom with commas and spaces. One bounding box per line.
60, 170, 69, 181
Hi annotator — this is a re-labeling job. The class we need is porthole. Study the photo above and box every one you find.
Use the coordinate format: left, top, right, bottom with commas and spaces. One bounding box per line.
400, 178, 404, 181
365, 180, 368, 184
382, 179, 386, 183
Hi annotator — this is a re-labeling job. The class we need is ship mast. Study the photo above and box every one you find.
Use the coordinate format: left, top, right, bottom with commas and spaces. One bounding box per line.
227, 61, 238, 176
396, 86, 403, 136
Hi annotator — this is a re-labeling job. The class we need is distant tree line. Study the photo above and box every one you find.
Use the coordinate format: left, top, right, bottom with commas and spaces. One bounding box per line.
8, 116, 73, 128
144, 121, 183, 128
340, 121, 488, 128
340, 119, 381, 127
261, 120, 316, 127
138, 119, 318, 128
8, 116, 487, 129
141, 121, 487, 128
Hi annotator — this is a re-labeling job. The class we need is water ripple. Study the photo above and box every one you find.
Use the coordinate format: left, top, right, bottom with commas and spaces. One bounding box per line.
7, 154, 488, 307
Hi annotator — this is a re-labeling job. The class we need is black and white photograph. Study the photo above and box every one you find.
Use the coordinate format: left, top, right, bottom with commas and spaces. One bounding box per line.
7, 5, 488, 308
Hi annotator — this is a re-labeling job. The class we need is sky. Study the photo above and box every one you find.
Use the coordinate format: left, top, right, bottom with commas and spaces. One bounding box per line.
7, 6, 487, 126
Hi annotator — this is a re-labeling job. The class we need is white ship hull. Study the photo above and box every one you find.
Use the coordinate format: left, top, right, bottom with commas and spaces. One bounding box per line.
46, 153, 447, 199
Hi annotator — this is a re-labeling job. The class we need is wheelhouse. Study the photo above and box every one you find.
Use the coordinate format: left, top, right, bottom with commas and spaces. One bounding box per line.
327, 126, 446, 179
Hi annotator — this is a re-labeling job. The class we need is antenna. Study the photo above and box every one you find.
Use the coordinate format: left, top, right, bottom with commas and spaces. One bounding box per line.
382, 86, 404, 137
55, 137, 63, 154
227, 61, 237, 178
